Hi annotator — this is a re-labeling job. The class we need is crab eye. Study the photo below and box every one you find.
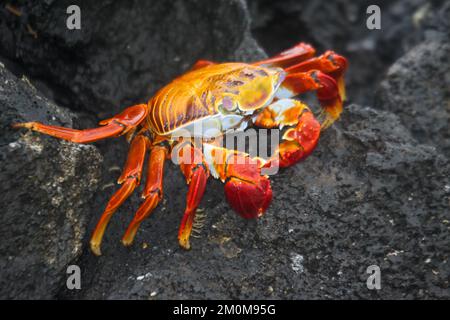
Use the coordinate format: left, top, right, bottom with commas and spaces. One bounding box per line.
218, 96, 237, 113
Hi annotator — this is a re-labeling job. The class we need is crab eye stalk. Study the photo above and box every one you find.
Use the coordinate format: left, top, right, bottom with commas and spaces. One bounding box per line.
273, 68, 286, 89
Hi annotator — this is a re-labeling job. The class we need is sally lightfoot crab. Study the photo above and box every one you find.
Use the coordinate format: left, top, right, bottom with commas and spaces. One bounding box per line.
13, 42, 347, 255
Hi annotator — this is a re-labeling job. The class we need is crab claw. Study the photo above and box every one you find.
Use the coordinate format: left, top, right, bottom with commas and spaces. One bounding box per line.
265, 110, 321, 168
224, 176, 272, 219
223, 154, 273, 218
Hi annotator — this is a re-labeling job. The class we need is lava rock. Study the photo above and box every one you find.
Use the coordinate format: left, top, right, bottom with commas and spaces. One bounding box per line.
0, 0, 267, 299
376, 36, 450, 157
0, 0, 264, 118
247, 0, 433, 105
59, 104, 449, 299
0, 0, 448, 300
0, 64, 102, 299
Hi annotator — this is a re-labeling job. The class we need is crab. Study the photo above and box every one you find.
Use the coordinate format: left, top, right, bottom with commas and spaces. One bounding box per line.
13, 42, 347, 255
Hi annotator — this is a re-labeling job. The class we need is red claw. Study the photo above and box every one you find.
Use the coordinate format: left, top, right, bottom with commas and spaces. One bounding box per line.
267, 111, 321, 168
224, 176, 272, 219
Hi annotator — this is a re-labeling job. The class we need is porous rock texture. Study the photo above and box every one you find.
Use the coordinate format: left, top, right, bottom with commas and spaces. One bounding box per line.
0, 0, 448, 299
0, 65, 102, 299
376, 37, 450, 157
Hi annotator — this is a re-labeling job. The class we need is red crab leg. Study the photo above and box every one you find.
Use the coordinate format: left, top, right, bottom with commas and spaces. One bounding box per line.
203, 145, 272, 219
177, 142, 209, 250
254, 99, 321, 168
277, 70, 342, 129
90, 135, 148, 256
253, 42, 316, 68
12, 104, 148, 143
121, 144, 168, 246
285, 51, 348, 100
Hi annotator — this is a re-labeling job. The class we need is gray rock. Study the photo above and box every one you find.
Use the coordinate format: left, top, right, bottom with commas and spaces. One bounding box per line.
0, 0, 448, 300
247, 0, 434, 105
59, 104, 449, 299
0, 64, 102, 299
376, 37, 450, 157
0, 0, 262, 118
0, 0, 269, 299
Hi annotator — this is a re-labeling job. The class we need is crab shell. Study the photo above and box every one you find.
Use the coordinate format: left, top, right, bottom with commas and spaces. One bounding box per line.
146, 63, 285, 139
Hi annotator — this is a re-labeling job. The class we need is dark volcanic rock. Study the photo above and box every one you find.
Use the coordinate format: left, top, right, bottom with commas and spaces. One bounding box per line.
0, 0, 448, 300
247, 0, 433, 105
59, 104, 450, 299
0, 64, 102, 299
376, 36, 450, 157
0, 0, 264, 118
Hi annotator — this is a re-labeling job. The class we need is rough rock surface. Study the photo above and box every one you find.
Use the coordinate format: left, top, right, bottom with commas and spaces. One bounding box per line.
376, 37, 450, 157
0, 65, 102, 299
247, 0, 439, 106
0, 0, 265, 118
0, 0, 448, 299
59, 104, 450, 299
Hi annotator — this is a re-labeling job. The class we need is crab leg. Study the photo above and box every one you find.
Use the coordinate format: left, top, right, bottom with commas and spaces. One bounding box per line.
253, 42, 316, 68
253, 43, 347, 128
121, 144, 168, 246
254, 99, 321, 168
253, 43, 347, 97
284, 51, 348, 100
176, 142, 210, 250
90, 134, 148, 256
12, 104, 148, 143
276, 70, 342, 129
